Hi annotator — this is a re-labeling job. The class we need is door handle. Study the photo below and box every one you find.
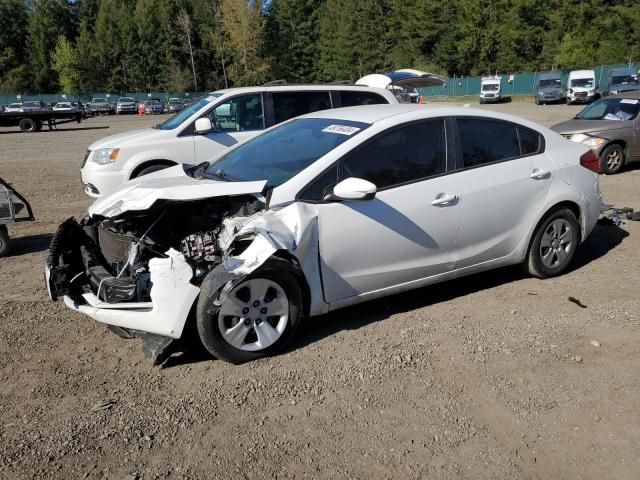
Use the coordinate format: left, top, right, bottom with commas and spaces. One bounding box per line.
431, 194, 458, 206
529, 169, 551, 180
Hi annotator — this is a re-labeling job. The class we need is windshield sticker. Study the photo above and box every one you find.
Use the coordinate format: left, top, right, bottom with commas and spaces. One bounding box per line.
620, 99, 639, 105
322, 125, 361, 136
604, 111, 633, 121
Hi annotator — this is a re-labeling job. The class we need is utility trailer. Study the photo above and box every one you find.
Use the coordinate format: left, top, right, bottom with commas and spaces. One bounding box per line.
0, 177, 35, 257
0, 109, 84, 133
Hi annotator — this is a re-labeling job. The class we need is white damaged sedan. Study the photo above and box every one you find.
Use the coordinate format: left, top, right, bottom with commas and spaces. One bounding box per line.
46, 104, 602, 364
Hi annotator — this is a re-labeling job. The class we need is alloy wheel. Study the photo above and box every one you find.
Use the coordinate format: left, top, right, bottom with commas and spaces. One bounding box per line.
539, 219, 573, 269
217, 278, 289, 351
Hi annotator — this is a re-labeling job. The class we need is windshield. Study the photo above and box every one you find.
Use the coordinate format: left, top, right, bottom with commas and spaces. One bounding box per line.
147, 100, 160, 104
539, 79, 561, 88
205, 118, 369, 188
611, 75, 637, 85
482, 84, 499, 91
119, 97, 135, 102
576, 98, 640, 121
8, 103, 21, 107
92, 98, 106, 103
155, 94, 223, 130
571, 78, 594, 88
24, 102, 40, 107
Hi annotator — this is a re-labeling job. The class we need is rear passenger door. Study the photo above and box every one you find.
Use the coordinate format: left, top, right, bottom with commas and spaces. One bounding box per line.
453, 117, 554, 268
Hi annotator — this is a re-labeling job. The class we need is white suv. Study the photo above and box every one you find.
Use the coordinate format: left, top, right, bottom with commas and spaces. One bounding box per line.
81, 85, 398, 197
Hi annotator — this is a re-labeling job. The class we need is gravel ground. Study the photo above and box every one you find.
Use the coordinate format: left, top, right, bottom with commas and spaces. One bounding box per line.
0, 104, 639, 480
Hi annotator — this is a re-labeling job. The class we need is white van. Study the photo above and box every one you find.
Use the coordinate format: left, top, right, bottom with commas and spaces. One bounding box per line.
479, 76, 502, 104
80, 85, 398, 197
567, 70, 597, 105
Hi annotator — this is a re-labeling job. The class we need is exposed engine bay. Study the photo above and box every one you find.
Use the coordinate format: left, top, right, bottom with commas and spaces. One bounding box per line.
47, 195, 264, 305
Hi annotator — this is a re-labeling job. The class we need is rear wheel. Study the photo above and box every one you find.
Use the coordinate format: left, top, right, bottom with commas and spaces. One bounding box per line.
525, 208, 580, 278
599, 144, 625, 175
18, 118, 37, 133
196, 259, 304, 364
0, 226, 11, 257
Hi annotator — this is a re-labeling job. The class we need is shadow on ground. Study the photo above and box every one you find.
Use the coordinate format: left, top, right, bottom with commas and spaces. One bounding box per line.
6, 233, 53, 256
159, 222, 629, 366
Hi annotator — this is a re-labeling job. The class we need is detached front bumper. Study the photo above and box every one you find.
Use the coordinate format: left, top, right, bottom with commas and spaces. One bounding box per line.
45, 218, 199, 339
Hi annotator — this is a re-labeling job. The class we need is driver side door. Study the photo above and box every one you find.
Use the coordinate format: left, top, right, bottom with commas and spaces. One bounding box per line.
193, 94, 265, 162
315, 118, 461, 303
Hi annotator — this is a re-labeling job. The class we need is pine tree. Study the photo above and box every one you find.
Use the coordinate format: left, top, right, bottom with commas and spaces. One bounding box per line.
28, 0, 75, 91
0, 0, 30, 92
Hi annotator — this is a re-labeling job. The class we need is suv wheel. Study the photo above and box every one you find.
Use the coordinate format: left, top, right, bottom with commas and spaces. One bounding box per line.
196, 259, 304, 364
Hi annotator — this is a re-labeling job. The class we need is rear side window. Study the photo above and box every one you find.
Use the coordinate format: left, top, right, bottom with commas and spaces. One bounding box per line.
339, 91, 388, 107
518, 127, 543, 155
272, 91, 332, 125
457, 118, 521, 167
341, 119, 446, 189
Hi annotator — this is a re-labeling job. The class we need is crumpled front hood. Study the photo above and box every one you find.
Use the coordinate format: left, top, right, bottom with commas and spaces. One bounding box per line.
551, 119, 631, 135
88, 165, 267, 218
88, 128, 164, 150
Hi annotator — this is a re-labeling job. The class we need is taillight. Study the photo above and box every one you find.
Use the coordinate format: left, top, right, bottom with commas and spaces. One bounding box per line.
580, 150, 600, 173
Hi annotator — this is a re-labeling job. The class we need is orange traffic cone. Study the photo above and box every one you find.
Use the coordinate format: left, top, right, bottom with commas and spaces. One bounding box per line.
138, 104, 144, 117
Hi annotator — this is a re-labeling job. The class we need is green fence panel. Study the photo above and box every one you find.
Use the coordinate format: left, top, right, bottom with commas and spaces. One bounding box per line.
419, 63, 640, 98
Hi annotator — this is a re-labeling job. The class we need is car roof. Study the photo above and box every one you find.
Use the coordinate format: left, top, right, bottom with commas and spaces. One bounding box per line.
569, 70, 595, 76
212, 84, 395, 96
300, 103, 543, 127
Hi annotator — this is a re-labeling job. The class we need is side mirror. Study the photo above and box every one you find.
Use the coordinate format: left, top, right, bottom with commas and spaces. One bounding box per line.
330, 177, 377, 201
194, 117, 213, 134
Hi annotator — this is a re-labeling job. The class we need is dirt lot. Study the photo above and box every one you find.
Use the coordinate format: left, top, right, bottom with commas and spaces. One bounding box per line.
1, 104, 639, 480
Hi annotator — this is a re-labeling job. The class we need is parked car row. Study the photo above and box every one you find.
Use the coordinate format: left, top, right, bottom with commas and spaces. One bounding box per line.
534, 68, 639, 105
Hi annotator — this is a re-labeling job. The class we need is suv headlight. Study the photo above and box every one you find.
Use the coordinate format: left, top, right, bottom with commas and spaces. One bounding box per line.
92, 148, 120, 164
570, 133, 606, 147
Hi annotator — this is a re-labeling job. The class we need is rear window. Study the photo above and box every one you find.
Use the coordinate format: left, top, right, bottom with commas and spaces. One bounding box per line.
458, 118, 543, 168
339, 90, 388, 106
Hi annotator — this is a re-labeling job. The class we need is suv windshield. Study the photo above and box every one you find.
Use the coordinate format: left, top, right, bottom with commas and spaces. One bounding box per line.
571, 78, 593, 88
156, 94, 222, 130
576, 98, 640, 121
539, 79, 561, 88
205, 118, 369, 188
611, 75, 637, 85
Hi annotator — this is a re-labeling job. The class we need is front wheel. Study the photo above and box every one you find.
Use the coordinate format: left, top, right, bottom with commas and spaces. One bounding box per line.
599, 144, 625, 175
525, 208, 580, 279
18, 118, 37, 133
133, 163, 172, 178
196, 259, 304, 364
0, 226, 11, 257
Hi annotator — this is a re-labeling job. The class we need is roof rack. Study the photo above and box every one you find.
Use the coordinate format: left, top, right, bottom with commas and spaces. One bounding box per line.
263, 79, 287, 86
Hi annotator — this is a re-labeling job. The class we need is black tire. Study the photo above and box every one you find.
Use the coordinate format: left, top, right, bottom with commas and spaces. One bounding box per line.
18, 118, 37, 133
534, 98, 540, 105
566, 97, 572, 105
525, 208, 580, 279
133, 163, 172, 178
34, 120, 43, 132
196, 258, 305, 364
599, 144, 625, 175
0, 226, 11, 257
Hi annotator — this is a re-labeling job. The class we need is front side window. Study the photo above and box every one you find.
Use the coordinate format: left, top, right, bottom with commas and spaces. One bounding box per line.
272, 91, 331, 125
458, 118, 520, 168
339, 90, 388, 107
204, 94, 264, 132
206, 118, 368, 188
341, 119, 446, 190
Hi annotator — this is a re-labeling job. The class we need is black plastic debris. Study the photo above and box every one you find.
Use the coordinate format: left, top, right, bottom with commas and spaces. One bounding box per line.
568, 296, 587, 309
